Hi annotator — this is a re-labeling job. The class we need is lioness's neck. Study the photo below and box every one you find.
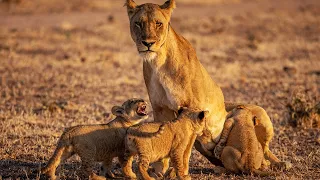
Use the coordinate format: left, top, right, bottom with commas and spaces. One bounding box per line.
147, 26, 191, 70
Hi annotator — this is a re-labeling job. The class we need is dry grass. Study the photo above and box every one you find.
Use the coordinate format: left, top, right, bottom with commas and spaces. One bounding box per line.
0, 0, 320, 179
286, 87, 320, 129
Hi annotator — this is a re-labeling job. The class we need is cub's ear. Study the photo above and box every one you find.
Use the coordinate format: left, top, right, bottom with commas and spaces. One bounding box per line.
237, 105, 246, 109
125, 0, 137, 18
160, 0, 176, 14
198, 110, 209, 121
253, 116, 258, 126
111, 106, 126, 117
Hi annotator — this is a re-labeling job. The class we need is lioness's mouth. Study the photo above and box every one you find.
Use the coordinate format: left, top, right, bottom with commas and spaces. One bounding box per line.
139, 50, 155, 53
137, 104, 148, 116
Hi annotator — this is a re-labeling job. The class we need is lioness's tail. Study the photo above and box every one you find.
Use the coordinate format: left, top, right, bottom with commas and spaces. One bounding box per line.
127, 124, 165, 138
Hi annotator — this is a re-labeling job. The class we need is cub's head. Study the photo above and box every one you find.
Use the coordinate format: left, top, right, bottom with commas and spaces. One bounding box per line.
177, 107, 209, 135
230, 105, 257, 126
125, 0, 176, 60
111, 98, 148, 125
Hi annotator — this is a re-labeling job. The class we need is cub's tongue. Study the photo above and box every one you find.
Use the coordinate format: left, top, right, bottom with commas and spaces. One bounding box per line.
137, 105, 147, 116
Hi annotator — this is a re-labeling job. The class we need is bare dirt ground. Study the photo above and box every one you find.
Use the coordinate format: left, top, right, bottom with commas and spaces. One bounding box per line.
0, 0, 319, 179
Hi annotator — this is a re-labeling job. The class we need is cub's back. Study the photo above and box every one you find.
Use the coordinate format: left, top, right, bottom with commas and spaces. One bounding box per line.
227, 111, 258, 152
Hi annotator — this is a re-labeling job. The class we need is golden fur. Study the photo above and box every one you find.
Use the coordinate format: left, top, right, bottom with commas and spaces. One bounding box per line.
125, 0, 286, 171
41, 98, 148, 180
214, 106, 270, 176
123, 108, 208, 180
224, 102, 292, 169
125, 0, 227, 168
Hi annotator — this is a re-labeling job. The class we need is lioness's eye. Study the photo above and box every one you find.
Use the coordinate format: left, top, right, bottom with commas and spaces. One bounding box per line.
156, 21, 163, 27
135, 22, 141, 28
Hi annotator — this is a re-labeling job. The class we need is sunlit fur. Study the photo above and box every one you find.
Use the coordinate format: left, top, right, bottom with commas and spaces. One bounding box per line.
41, 98, 148, 180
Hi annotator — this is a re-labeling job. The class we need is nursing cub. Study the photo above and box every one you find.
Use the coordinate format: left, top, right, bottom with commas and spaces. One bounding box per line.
214, 106, 270, 176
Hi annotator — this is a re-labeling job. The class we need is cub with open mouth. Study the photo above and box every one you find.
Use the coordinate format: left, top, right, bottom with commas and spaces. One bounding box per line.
41, 98, 149, 180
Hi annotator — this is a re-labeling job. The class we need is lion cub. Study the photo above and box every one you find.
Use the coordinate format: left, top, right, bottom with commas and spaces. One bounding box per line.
214, 105, 270, 176
41, 98, 148, 180
123, 108, 208, 180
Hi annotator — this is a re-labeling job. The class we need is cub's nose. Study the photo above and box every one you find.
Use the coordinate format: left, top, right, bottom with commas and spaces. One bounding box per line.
142, 40, 155, 48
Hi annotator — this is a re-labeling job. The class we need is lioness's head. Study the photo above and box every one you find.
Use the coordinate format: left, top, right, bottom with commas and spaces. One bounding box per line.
177, 107, 209, 135
125, 0, 176, 60
112, 98, 148, 124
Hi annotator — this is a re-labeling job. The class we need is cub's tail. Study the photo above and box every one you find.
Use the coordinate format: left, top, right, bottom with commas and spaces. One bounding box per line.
127, 124, 165, 138
41, 130, 73, 175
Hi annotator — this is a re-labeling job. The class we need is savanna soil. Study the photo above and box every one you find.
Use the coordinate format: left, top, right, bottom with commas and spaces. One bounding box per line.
0, 0, 319, 179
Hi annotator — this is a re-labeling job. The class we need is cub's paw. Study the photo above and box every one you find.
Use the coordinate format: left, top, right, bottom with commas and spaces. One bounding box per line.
180, 175, 191, 180
272, 161, 292, 171
89, 173, 106, 180
163, 167, 176, 179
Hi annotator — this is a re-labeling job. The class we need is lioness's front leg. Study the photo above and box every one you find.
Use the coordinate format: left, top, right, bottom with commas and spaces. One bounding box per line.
194, 141, 223, 166
152, 105, 176, 122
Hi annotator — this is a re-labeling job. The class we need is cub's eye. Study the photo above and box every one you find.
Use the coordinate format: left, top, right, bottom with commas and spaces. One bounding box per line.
156, 21, 163, 27
135, 22, 141, 28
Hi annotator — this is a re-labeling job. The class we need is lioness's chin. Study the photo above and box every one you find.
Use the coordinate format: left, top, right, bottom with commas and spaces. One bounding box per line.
139, 51, 157, 62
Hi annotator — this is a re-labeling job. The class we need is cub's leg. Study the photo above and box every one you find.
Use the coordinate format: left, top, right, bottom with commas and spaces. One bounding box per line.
75, 144, 96, 179
121, 152, 137, 179
220, 146, 243, 174
183, 136, 197, 176
138, 155, 154, 180
171, 149, 191, 180
99, 156, 115, 178
41, 145, 74, 180
214, 118, 235, 159
151, 105, 176, 175
89, 172, 107, 180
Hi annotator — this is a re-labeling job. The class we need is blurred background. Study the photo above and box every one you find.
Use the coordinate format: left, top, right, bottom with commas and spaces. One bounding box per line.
0, 0, 319, 179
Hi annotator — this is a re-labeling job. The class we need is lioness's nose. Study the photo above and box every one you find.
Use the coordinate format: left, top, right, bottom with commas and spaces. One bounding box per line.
142, 40, 155, 48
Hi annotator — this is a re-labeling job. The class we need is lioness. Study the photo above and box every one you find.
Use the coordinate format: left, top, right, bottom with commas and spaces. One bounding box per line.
213, 105, 270, 176
41, 98, 148, 180
123, 108, 208, 180
125, 0, 284, 171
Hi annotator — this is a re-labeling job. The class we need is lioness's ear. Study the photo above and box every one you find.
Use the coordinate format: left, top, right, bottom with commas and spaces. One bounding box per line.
198, 110, 209, 121
111, 106, 126, 117
125, 0, 137, 18
177, 106, 187, 115
160, 0, 176, 13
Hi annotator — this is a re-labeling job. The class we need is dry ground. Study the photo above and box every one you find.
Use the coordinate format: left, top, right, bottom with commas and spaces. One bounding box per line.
0, 0, 319, 179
